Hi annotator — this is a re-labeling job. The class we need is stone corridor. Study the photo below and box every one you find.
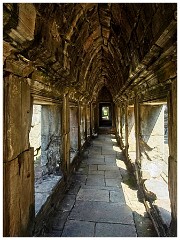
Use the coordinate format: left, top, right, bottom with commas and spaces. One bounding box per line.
41, 134, 157, 237
3, 3, 177, 237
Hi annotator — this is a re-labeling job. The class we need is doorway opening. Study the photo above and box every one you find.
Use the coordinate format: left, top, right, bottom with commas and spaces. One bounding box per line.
99, 103, 112, 127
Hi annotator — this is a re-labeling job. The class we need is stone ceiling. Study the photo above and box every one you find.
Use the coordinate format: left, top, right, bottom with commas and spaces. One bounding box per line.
3, 3, 177, 102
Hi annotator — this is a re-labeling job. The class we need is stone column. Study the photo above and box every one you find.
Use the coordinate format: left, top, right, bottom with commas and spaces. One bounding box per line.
125, 104, 128, 156
3, 74, 34, 236
134, 97, 140, 163
90, 102, 93, 136
94, 103, 98, 133
78, 102, 81, 151
117, 106, 121, 137
62, 92, 70, 179
84, 105, 87, 141
120, 106, 126, 148
86, 105, 91, 137
167, 80, 177, 236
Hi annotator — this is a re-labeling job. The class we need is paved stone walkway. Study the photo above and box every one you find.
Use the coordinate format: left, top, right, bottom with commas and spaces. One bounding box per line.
43, 134, 157, 237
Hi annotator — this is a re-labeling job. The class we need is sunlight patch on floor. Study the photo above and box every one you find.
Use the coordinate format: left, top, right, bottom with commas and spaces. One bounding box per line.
113, 145, 121, 152
116, 159, 127, 170
121, 182, 145, 217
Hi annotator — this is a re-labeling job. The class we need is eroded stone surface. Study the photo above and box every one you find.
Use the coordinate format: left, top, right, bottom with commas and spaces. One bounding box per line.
3, 3, 177, 237
95, 222, 137, 237
62, 220, 95, 237
77, 188, 109, 202
69, 200, 134, 224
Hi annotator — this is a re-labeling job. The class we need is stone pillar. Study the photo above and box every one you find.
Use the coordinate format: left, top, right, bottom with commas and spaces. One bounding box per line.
167, 80, 177, 236
114, 105, 119, 136
134, 98, 140, 163
62, 92, 70, 179
78, 103, 81, 151
112, 103, 115, 128
120, 106, 126, 148
134, 97, 141, 183
90, 102, 93, 136
94, 103, 98, 133
117, 106, 121, 136
3, 74, 34, 236
80, 105, 86, 145
84, 105, 87, 141
125, 104, 128, 156
86, 105, 91, 137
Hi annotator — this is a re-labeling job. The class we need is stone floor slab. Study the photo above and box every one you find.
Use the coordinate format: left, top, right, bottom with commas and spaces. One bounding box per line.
61, 220, 95, 237
87, 158, 105, 165
95, 222, 137, 237
37, 134, 157, 238
56, 194, 76, 211
110, 190, 126, 204
104, 159, 117, 165
98, 165, 119, 171
69, 200, 134, 224
105, 178, 122, 187
89, 164, 98, 171
88, 170, 104, 175
76, 188, 109, 202
86, 177, 105, 186
105, 170, 122, 179
81, 184, 122, 191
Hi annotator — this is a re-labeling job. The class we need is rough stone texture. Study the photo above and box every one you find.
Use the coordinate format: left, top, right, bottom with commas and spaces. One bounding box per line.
62, 220, 95, 237
95, 222, 137, 237
36, 134, 158, 237
4, 149, 34, 236
35, 175, 62, 214
41, 105, 62, 175
4, 75, 31, 161
69, 200, 134, 224
167, 80, 177, 236
3, 3, 177, 237
29, 105, 41, 154
76, 188, 109, 202
110, 190, 126, 203
70, 106, 78, 162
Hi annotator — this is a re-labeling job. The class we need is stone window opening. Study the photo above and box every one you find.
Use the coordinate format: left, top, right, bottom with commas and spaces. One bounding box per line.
81, 106, 86, 146
29, 104, 63, 215
29, 105, 42, 182
87, 106, 91, 138
139, 101, 170, 228
70, 106, 79, 163
121, 108, 126, 148
127, 105, 136, 163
